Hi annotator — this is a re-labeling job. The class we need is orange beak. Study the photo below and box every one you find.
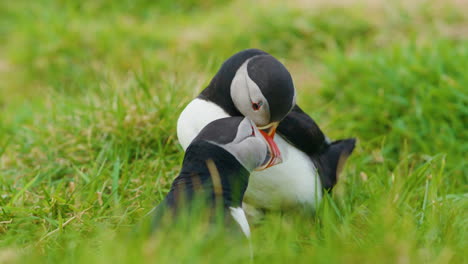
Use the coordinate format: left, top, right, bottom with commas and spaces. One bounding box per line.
256, 122, 282, 171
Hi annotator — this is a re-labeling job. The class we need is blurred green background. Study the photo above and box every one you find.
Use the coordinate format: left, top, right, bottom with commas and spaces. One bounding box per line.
0, 0, 467, 263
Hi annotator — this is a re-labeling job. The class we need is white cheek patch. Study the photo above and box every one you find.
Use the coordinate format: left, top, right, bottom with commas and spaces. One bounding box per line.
231, 118, 253, 144
209, 129, 268, 172
245, 70, 270, 124
230, 64, 251, 114
231, 60, 270, 126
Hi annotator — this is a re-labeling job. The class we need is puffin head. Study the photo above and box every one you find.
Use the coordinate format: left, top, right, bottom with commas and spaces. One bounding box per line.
193, 117, 273, 171
229, 53, 296, 168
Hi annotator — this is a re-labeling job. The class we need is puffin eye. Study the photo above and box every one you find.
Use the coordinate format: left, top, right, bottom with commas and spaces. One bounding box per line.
252, 101, 263, 111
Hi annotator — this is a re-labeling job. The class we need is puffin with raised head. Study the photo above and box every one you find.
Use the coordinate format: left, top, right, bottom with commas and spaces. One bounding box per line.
177, 49, 356, 214
153, 117, 272, 237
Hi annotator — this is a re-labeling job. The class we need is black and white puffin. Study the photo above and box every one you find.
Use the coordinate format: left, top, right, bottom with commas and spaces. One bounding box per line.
177, 49, 356, 213
153, 117, 272, 237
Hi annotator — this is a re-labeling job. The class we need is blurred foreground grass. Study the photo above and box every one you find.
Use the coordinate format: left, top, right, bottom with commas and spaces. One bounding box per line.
0, 0, 467, 263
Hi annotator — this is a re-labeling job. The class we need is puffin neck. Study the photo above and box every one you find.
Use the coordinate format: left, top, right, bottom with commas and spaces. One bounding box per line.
199, 49, 268, 117
173, 141, 251, 208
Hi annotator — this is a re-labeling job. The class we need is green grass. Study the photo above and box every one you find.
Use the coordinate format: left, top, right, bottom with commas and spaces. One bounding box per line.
0, 0, 467, 263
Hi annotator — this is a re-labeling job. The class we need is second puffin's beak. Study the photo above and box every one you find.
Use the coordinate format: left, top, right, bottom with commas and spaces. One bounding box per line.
256, 122, 282, 170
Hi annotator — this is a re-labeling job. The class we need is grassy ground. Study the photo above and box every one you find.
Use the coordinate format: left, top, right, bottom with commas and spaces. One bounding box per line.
0, 0, 467, 263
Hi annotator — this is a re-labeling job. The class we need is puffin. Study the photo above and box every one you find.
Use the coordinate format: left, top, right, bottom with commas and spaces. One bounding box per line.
177, 49, 356, 213
153, 117, 272, 237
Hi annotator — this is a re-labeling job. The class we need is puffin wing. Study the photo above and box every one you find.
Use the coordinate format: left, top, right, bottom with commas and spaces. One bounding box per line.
277, 105, 328, 154
313, 138, 356, 190
277, 105, 356, 190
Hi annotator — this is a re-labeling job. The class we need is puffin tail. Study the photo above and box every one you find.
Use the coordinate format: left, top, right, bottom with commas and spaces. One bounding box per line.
315, 138, 356, 190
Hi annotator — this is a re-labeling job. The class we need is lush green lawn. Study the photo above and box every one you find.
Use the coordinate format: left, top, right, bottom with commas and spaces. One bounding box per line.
0, 0, 467, 263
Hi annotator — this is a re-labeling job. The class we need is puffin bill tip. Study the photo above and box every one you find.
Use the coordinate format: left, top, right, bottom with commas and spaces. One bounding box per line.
256, 124, 282, 170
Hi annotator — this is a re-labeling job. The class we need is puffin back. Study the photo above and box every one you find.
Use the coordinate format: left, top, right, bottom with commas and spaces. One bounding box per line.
152, 141, 250, 230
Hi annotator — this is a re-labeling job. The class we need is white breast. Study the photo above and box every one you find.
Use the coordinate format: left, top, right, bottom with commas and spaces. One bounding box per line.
177, 99, 322, 212
244, 135, 322, 211
229, 207, 251, 237
177, 98, 230, 150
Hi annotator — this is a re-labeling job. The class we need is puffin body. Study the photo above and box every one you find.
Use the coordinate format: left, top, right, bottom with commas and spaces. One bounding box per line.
155, 117, 271, 237
177, 49, 356, 213
178, 100, 322, 210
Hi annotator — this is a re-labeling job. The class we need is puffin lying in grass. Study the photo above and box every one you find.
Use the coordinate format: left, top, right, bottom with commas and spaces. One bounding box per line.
152, 117, 273, 237
177, 49, 356, 214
